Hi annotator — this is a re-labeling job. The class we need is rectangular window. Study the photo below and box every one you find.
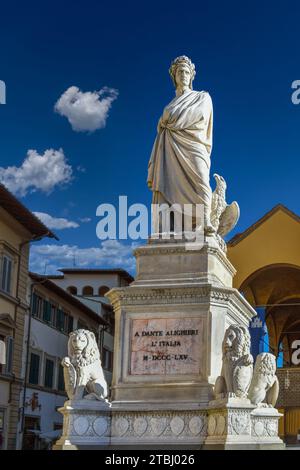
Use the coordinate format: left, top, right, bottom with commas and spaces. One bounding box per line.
55, 309, 65, 331
42, 300, 51, 323
67, 315, 74, 334
57, 363, 65, 391
50, 303, 57, 327
44, 358, 54, 388
0, 254, 13, 294
0, 336, 13, 375
77, 320, 87, 330
32, 293, 44, 319
29, 353, 40, 385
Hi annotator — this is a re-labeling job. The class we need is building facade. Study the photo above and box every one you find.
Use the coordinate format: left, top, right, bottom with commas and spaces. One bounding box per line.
227, 204, 300, 444
18, 273, 108, 450
50, 268, 133, 386
0, 184, 55, 450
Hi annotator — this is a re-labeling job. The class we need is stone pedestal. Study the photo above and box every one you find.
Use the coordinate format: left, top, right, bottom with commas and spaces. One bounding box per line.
204, 398, 285, 450
55, 234, 285, 450
111, 403, 207, 448
105, 234, 257, 447
53, 400, 111, 450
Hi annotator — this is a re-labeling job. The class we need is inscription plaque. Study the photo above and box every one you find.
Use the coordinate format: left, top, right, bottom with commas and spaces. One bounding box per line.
130, 317, 203, 375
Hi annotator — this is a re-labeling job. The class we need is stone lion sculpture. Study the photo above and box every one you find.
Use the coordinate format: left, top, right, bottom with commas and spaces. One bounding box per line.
62, 329, 108, 401
248, 352, 279, 407
214, 325, 254, 399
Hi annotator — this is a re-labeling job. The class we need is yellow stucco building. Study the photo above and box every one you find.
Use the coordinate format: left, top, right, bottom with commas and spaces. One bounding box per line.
0, 184, 55, 449
228, 204, 300, 444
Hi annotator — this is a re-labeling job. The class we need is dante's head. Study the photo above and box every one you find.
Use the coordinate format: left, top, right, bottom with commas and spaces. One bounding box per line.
169, 56, 196, 90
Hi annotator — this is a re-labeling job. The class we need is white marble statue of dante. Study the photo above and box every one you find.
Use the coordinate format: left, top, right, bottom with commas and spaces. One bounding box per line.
147, 55, 214, 231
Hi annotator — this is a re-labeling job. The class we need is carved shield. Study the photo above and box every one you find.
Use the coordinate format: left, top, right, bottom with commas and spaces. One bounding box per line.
63, 363, 77, 399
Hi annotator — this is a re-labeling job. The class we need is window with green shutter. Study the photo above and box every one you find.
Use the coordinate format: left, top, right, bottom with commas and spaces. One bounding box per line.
67, 315, 74, 334
5, 337, 13, 374
29, 353, 40, 385
55, 309, 65, 331
44, 358, 54, 388
0, 254, 13, 294
57, 363, 65, 391
50, 303, 57, 327
32, 293, 44, 319
77, 320, 87, 330
43, 300, 52, 323
32, 293, 38, 317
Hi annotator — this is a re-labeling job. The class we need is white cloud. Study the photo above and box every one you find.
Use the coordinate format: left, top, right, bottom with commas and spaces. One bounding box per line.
54, 86, 118, 132
29, 240, 137, 275
0, 148, 73, 197
79, 217, 91, 223
33, 212, 79, 230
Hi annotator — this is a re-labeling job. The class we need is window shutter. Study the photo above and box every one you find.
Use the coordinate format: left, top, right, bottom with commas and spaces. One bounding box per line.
43, 300, 51, 323
1, 256, 12, 293
32, 293, 38, 316
67, 316, 74, 334
6, 258, 12, 293
56, 309, 64, 331
57, 364, 65, 391
5, 337, 13, 374
44, 358, 54, 388
29, 353, 40, 384
0, 339, 6, 365
1, 256, 7, 291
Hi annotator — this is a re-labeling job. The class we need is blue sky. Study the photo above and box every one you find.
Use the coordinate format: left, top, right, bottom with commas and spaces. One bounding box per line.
0, 1, 299, 274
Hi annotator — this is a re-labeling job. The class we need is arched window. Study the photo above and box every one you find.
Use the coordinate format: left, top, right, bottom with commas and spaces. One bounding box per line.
98, 286, 110, 296
67, 286, 77, 295
82, 286, 94, 296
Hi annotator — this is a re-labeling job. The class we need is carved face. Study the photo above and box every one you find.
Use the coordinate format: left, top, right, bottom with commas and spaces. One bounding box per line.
222, 325, 251, 359
71, 331, 88, 354
175, 64, 191, 89
224, 328, 237, 353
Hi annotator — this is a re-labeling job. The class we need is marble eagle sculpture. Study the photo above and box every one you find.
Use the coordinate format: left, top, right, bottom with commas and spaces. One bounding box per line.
211, 174, 240, 237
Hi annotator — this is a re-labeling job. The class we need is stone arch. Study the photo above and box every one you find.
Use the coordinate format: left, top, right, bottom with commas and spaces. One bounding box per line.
67, 286, 77, 295
82, 285, 94, 296
98, 286, 110, 296
239, 264, 300, 360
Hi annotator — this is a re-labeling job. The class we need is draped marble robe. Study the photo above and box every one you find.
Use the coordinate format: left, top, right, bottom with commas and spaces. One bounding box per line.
147, 90, 213, 225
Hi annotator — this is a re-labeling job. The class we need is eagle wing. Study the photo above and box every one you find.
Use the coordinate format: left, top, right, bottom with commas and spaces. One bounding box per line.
218, 201, 240, 238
